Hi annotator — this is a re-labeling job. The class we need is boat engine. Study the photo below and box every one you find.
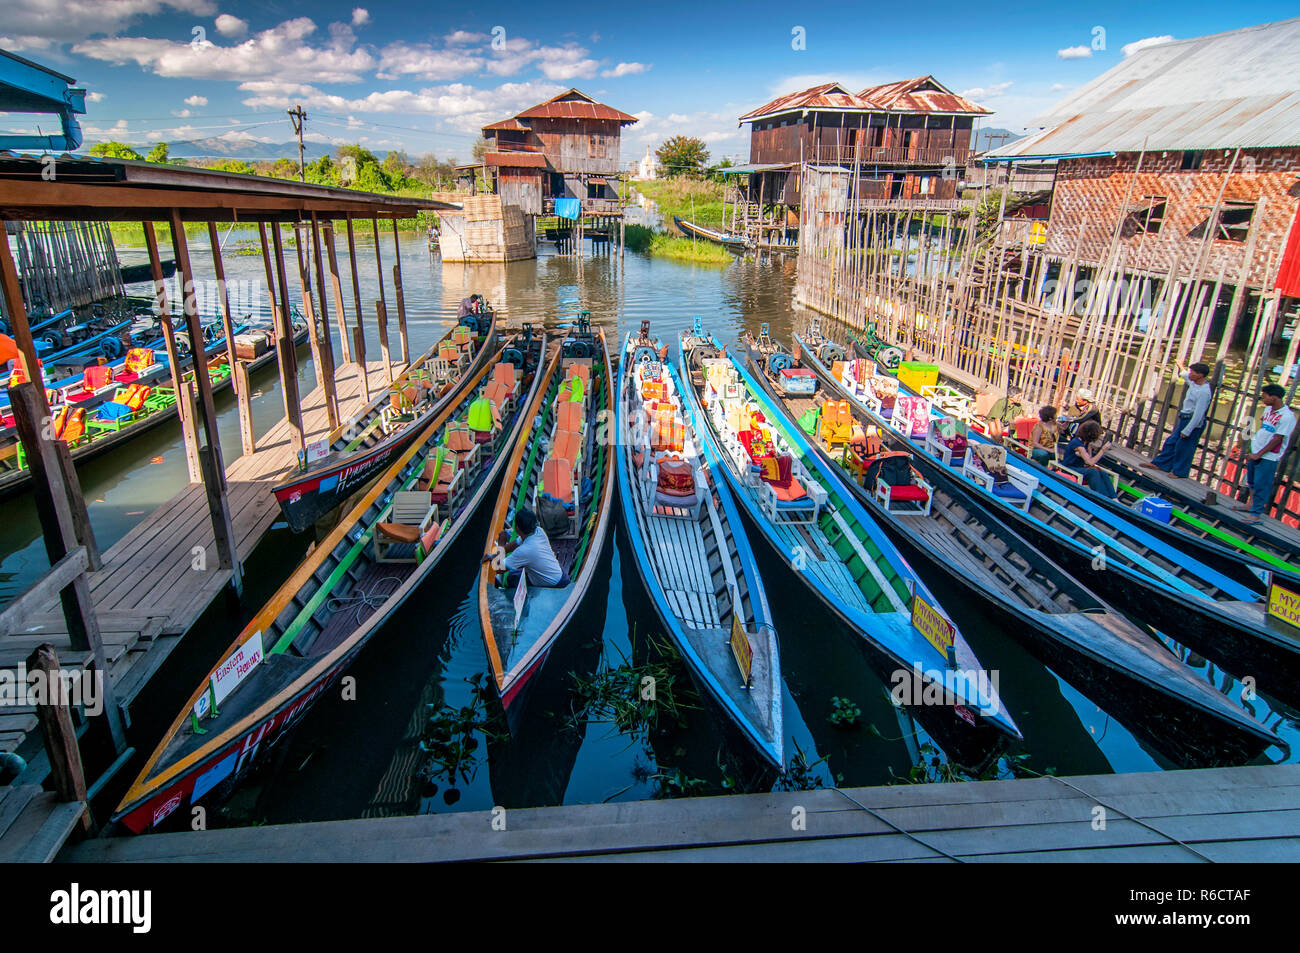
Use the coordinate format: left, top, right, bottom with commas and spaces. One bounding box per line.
766, 352, 792, 374
817, 342, 845, 365
877, 346, 904, 370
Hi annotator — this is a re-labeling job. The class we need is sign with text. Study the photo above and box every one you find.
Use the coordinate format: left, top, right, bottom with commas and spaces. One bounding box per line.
513, 570, 528, 632
1267, 575, 1300, 630
303, 437, 330, 467
911, 592, 956, 660
730, 612, 753, 686
211, 631, 264, 708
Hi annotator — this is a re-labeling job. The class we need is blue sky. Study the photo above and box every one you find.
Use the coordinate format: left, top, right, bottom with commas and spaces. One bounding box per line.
3, 1, 1298, 164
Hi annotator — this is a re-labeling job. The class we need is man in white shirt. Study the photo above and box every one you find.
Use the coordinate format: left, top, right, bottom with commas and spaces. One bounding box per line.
482, 507, 568, 588
1237, 384, 1295, 523
1144, 361, 1212, 478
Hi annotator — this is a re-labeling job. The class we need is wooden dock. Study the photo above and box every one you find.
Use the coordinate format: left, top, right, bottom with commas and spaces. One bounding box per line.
59, 764, 1300, 862
0, 358, 399, 765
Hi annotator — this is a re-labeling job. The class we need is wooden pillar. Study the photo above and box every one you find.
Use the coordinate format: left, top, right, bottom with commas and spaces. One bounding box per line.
390, 218, 410, 365
322, 221, 351, 363
264, 222, 305, 453
310, 214, 340, 427
208, 222, 255, 457
352, 326, 369, 403
371, 217, 391, 379
147, 222, 201, 483
0, 229, 101, 569
28, 643, 91, 829
169, 211, 241, 592
346, 215, 366, 354
294, 222, 338, 430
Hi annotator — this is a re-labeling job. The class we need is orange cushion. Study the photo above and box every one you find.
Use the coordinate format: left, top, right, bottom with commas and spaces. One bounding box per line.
446, 427, 475, 453
567, 364, 591, 385
378, 522, 420, 543
769, 477, 806, 502
542, 458, 574, 504
420, 521, 443, 551
484, 380, 510, 409
553, 430, 582, 465
492, 363, 517, 390
556, 401, 583, 432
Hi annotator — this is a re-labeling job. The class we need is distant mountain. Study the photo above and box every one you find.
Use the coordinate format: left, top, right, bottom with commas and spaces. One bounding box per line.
972, 127, 1024, 153
163, 137, 334, 161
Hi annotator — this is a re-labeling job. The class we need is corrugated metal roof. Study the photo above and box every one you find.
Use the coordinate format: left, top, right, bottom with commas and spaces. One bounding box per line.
740, 76, 990, 122
513, 88, 637, 124
483, 117, 528, 132
987, 16, 1300, 157
485, 152, 549, 169
719, 162, 795, 174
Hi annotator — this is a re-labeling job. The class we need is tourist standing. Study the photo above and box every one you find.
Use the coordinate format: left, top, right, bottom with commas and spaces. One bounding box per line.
1145, 362, 1212, 478
1236, 383, 1295, 523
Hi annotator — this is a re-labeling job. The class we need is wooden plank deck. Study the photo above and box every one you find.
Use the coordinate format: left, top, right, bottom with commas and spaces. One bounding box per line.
1107, 445, 1300, 549
58, 764, 1300, 863
1, 359, 400, 761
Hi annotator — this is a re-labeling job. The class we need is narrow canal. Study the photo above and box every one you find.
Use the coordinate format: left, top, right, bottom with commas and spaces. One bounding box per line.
2, 230, 1294, 826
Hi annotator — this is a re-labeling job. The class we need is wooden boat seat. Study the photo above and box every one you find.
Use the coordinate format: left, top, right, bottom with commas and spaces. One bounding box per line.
422, 450, 465, 510
445, 424, 481, 470
552, 429, 584, 474
537, 456, 579, 538
375, 490, 439, 563
818, 399, 852, 450
893, 394, 931, 438
963, 444, 1038, 511
468, 394, 501, 446
492, 361, 519, 396
645, 452, 705, 519
925, 416, 969, 467
553, 400, 585, 437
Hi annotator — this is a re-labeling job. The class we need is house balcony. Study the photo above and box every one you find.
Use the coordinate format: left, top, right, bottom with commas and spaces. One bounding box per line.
803, 144, 970, 167
543, 197, 625, 216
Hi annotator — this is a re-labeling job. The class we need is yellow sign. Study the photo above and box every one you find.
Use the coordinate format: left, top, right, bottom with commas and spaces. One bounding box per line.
911, 592, 955, 658
1267, 577, 1300, 630
730, 613, 754, 686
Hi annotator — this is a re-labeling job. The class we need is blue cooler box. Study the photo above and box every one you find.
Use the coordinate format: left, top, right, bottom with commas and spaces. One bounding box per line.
1139, 496, 1173, 523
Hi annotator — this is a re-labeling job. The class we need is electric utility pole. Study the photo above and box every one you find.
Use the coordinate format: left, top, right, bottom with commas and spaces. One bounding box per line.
288, 105, 306, 181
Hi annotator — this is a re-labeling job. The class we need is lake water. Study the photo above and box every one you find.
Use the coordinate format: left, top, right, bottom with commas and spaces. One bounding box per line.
2, 229, 1294, 826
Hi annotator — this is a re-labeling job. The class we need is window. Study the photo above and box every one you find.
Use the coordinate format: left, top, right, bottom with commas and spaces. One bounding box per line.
1216, 202, 1255, 242
1136, 197, 1167, 234
587, 135, 605, 158
1181, 150, 1204, 171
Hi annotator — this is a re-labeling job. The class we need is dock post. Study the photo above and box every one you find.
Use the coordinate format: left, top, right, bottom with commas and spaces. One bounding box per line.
322, 222, 351, 363
9, 383, 127, 755
169, 210, 241, 592
375, 299, 393, 384
0, 233, 101, 569
207, 222, 255, 457
390, 218, 410, 365
265, 222, 305, 454
346, 216, 366, 362
295, 221, 338, 431
147, 221, 202, 483
310, 214, 340, 429
27, 644, 92, 832
352, 327, 369, 403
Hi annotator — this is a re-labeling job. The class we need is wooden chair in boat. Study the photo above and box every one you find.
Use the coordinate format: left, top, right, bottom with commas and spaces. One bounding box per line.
374, 490, 443, 564
921, 384, 969, 421
818, 399, 852, 452
755, 451, 824, 524
421, 448, 466, 513
444, 423, 481, 473
89, 384, 153, 434
483, 362, 519, 415
535, 456, 579, 539
643, 451, 706, 520
963, 444, 1038, 511
866, 450, 933, 516
925, 415, 970, 467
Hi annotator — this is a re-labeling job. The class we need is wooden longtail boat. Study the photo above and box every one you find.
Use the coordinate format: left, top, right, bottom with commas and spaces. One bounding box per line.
479, 315, 616, 731
112, 328, 546, 834
615, 322, 783, 766
272, 309, 499, 532
678, 322, 1021, 763
796, 332, 1300, 707
838, 326, 1299, 576
749, 336, 1279, 765
672, 217, 748, 252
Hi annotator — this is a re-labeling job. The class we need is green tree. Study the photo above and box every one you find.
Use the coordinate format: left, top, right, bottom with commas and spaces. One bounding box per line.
207, 159, 255, 175
146, 141, 169, 163
269, 157, 299, 180
304, 154, 338, 186
88, 141, 143, 161
471, 136, 488, 163
656, 135, 710, 178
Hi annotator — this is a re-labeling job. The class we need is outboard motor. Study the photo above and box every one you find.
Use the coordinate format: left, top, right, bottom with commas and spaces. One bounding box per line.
817, 342, 846, 365
766, 351, 792, 374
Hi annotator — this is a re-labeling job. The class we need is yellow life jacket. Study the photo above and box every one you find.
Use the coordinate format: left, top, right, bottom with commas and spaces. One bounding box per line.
467, 396, 494, 433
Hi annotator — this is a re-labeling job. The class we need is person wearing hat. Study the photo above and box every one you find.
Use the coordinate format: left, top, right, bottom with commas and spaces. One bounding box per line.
1236, 383, 1295, 523
1060, 387, 1101, 442
1144, 361, 1212, 478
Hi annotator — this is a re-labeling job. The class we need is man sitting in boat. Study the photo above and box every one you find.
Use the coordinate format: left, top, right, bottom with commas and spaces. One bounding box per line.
1029, 406, 1059, 465
1060, 388, 1101, 440
457, 294, 490, 334
483, 506, 570, 589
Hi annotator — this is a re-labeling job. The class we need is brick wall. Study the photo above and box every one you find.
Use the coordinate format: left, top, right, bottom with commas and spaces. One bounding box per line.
1044, 147, 1300, 288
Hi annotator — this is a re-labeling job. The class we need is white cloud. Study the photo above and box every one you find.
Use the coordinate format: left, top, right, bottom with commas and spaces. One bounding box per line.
214, 13, 247, 37
1123, 35, 1174, 57
960, 81, 1013, 100
74, 16, 376, 84
351, 8, 371, 27
184, 94, 208, 106
172, 108, 193, 117
602, 62, 648, 78
766, 73, 885, 98
1050, 83, 1070, 92
1, 0, 216, 46
483, 39, 599, 81
238, 79, 566, 134
86, 91, 107, 103
625, 107, 747, 162
1057, 45, 1091, 60
377, 42, 482, 81
446, 30, 488, 45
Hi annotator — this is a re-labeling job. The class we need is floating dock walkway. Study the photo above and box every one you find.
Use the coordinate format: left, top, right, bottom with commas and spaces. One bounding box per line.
58, 764, 1300, 863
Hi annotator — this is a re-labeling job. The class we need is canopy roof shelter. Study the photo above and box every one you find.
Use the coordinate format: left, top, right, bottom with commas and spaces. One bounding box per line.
0, 49, 86, 152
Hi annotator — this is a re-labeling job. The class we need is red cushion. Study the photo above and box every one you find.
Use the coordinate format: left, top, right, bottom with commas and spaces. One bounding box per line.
769, 477, 806, 502
886, 484, 929, 502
